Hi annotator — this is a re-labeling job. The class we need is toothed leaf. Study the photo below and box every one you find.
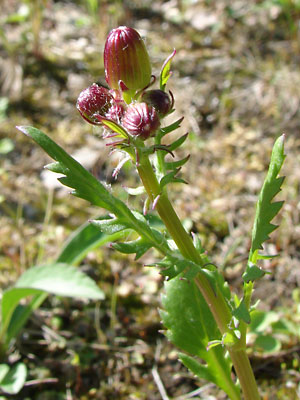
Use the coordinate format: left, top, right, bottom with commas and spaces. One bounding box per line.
17, 126, 171, 256
161, 275, 240, 398
249, 135, 285, 262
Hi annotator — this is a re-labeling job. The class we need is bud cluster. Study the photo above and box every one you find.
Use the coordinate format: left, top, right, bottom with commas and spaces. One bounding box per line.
77, 26, 174, 142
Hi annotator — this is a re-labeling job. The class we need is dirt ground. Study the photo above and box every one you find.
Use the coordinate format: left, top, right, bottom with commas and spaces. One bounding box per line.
1, 0, 300, 399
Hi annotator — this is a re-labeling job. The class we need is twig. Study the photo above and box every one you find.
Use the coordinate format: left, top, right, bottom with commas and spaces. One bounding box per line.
152, 366, 169, 400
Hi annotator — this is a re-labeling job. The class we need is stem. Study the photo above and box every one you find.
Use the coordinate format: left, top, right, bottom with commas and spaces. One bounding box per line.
229, 349, 260, 400
137, 152, 260, 400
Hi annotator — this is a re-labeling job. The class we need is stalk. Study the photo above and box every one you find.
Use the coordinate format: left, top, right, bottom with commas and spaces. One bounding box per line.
137, 152, 260, 400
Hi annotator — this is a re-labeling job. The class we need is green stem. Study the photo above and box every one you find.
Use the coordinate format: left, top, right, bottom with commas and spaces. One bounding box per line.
229, 349, 260, 400
137, 152, 260, 400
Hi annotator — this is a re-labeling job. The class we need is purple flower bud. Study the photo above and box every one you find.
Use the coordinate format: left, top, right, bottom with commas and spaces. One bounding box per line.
104, 26, 152, 96
141, 89, 173, 117
77, 84, 113, 124
122, 102, 160, 140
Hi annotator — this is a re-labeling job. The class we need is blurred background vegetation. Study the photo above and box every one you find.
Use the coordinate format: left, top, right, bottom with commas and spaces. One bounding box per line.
1, 0, 300, 398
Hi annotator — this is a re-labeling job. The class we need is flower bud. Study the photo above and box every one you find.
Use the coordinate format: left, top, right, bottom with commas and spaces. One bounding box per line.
105, 103, 125, 124
77, 84, 113, 124
141, 89, 173, 117
104, 26, 152, 96
122, 102, 160, 140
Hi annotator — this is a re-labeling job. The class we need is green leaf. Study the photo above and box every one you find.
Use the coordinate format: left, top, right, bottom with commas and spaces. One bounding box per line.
0, 363, 27, 394
57, 216, 127, 265
0, 138, 14, 154
0, 365, 9, 382
254, 334, 281, 353
1, 263, 104, 345
17, 126, 170, 256
160, 49, 176, 90
168, 133, 189, 152
14, 263, 104, 299
17, 126, 119, 213
242, 262, 267, 283
249, 135, 285, 263
4, 295, 47, 347
232, 298, 251, 324
160, 169, 186, 189
161, 275, 240, 399
112, 238, 152, 259
157, 117, 184, 140
98, 117, 129, 138
90, 217, 130, 235
249, 310, 279, 333
165, 155, 190, 170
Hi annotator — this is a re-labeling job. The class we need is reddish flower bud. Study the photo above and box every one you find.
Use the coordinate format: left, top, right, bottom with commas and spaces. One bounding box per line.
122, 102, 160, 140
105, 103, 125, 124
104, 26, 152, 96
141, 89, 173, 117
76, 84, 113, 124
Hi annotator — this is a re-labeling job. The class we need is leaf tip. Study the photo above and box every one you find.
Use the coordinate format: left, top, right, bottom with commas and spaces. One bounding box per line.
16, 125, 29, 136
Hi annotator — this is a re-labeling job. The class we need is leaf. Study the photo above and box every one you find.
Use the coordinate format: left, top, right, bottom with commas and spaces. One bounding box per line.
14, 263, 104, 299
249, 310, 279, 333
90, 217, 130, 235
160, 49, 176, 90
157, 117, 184, 140
17, 126, 170, 256
232, 298, 251, 324
0, 365, 9, 382
242, 262, 267, 283
0, 138, 14, 154
161, 275, 240, 399
17, 126, 119, 213
168, 133, 189, 152
1, 263, 104, 344
254, 334, 281, 353
98, 117, 129, 138
0, 363, 27, 394
57, 216, 128, 265
249, 135, 285, 262
160, 169, 186, 189
165, 155, 190, 170
112, 238, 152, 259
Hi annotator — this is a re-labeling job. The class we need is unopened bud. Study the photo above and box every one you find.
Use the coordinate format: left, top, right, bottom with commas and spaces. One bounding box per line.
141, 89, 173, 117
77, 84, 113, 124
122, 102, 160, 140
104, 26, 152, 96
105, 103, 125, 124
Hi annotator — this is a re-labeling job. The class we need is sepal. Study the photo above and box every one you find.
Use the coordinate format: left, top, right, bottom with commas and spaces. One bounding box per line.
160, 49, 176, 91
